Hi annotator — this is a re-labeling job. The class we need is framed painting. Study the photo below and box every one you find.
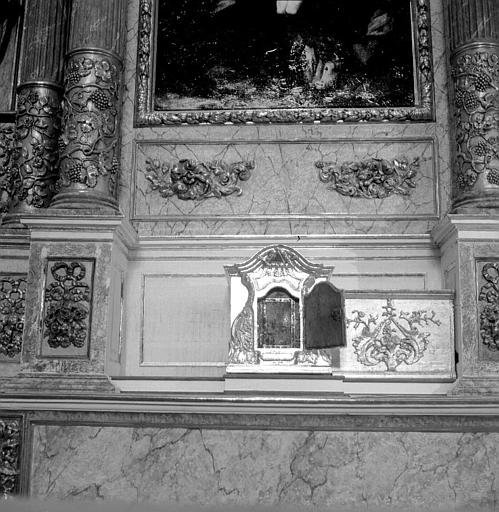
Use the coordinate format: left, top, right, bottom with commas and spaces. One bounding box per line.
136, 0, 433, 125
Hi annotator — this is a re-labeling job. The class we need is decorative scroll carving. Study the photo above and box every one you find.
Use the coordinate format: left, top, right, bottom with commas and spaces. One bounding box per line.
348, 299, 440, 371
478, 262, 499, 351
0, 126, 15, 213
43, 260, 93, 350
54, 49, 122, 209
0, 417, 20, 498
135, 0, 433, 125
452, 50, 499, 192
143, 158, 253, 200
316, 157, 419, 199
0, 276, 26, 359
10, 83, 61, 209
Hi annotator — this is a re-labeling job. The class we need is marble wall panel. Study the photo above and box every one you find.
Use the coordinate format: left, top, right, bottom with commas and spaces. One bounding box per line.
31, 425, 499, 511
131, 139, 438, 236
140, 274, 229, 366
118, 0, 452, 236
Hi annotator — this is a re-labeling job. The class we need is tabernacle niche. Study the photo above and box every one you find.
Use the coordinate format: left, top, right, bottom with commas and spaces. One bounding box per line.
257, 287, 300, 349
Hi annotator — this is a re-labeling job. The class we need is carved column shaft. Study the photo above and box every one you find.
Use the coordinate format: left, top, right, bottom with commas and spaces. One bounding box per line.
444, 0, 499, 211
50, 0, 127, 211
5, 0, 68, 217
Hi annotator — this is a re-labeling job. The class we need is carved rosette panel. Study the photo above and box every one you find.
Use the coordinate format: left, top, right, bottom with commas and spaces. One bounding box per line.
55, 49, 122, 209
42, 260, 94, 355
143, 158, 253, 200
0, 126, 15, 214
10, 83, 62, 210
0, 276, 27, 360
348, 299, 440, 371
0, 417, 21, 498
478, 262, 499, 352
451, 46, 499, 208
316, 157, 419, 199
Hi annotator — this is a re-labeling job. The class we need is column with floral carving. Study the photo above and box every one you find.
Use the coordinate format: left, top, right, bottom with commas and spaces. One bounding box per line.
444, 0, 499, 211
50, 0, 127, 211
5, 0, 68, 218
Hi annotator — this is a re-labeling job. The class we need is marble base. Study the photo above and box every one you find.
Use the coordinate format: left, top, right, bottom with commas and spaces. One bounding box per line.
30, 424, 499, 511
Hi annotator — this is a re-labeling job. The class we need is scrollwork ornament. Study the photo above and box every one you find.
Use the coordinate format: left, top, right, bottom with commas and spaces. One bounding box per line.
0, 126, 15, 214
0, 276, 27, 359
348, 299, 440, 371
478, 262, 499, 351
10, 83, 62, 210
55, 49, 122, 208
135, 0, 433, 124
451, 48, 499, 199
43, 261, 92, 350
143, 158, 253, 200
0, 417, 20, 498
316, 157, 419, 199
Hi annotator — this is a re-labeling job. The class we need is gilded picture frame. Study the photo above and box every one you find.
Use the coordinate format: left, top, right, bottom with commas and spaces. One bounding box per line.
135, 0, 433, 125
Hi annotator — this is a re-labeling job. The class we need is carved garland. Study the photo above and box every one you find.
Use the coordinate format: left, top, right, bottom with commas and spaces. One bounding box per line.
316, 157, 419, 199
478, 262, 499, 351
10, 85, 62, 208
452, 50, 499, 190
0, 417, 20, 498
58, 50, 121, 197
143, 158, 253, 200
43, 261, 92, 350
135, 0, 433, 124
0, 276, 27, 359
0, 126, 15, 213
348, 299, 440, 371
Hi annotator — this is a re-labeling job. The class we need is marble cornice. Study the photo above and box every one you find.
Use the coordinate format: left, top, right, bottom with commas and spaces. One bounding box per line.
3, 395, 499, 420
432, 214, 499, 247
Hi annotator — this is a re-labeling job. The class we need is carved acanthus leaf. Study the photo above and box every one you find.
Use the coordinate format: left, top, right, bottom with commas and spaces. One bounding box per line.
316, 157, 419, 199
143, 158, 253, 200
348, 299, 440, 371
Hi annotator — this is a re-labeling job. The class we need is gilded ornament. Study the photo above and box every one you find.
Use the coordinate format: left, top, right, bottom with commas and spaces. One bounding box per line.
57, 50, 122, 203
0, 417, 20, 498
0, 276, 26, 358
143, 158, 253, 200
316, 157, 418, 199
451, 50, 499, 191
43, 261, 92, 350
0, 126, 15, 213
348, 299, 440, 371
478, 262, 499, 351
10, 84, 61, 209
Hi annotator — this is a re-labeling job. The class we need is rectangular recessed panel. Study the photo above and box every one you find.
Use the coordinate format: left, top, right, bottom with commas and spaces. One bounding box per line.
141, 275, 228, 365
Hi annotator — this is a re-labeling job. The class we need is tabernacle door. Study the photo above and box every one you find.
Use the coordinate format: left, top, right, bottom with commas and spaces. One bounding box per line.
304, 281, 345, 349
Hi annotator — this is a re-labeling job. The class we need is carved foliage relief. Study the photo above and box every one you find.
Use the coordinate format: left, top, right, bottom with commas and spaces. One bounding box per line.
59, 51, 122, 197
452, 50, 499, 191
348, 299, 440, 371
0, 276, 27, 359
0, 417, 20, 498
0, 126, 15, 213
42, 260, 94, 354
11, 86, 61, 208
478, 262, 499, 352
316, 157, 419, 199
143, 158, 253, 200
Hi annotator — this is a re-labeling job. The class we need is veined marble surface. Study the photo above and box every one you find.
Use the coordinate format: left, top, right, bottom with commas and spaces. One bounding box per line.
31, 426, 498, 510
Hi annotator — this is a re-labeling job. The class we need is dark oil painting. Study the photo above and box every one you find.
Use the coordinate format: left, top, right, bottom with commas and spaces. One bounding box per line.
154, 0, 416, 111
